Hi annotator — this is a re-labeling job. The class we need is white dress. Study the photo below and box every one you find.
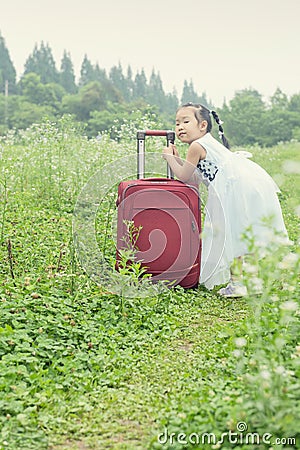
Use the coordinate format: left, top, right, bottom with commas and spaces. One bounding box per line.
194, 133, 289, 289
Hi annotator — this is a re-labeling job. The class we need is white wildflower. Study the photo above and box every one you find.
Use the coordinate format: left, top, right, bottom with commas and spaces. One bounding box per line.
291, 345, 300, 359
250, 276, 263, 289
278, 252, 299, 269
260, 370, 271, 380
282, 283, 295, 292
243, 262, 258, 274
280, 301, 298, 312
274, 366, 286, 375
235, 337, 247, 348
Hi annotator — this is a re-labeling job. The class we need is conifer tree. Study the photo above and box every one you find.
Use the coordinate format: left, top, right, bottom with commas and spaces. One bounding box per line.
148, 69, 165, 109
60, 50, 77, 93
165, 88, 179, 115
270, 88, 288, 109
109, 63, 125, 95
180, 80, 212, 109
23, 41, 59, 84
181, 80, 198, 104
0, 32, 17, 94
94, 63, 107, 84
79, 55, 95, 86
133, 69, 147, 100
124, 65, 134, 102
108, 65, 134, 102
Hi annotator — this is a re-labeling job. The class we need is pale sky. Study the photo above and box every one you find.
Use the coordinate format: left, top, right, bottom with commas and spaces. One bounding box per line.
2, 0, 300, 106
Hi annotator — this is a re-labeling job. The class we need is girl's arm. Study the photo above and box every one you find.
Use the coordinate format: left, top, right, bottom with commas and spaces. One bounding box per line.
163, 142, 206, 183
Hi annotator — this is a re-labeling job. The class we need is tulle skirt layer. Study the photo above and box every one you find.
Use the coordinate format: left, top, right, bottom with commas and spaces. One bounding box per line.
198, 155, 289, 289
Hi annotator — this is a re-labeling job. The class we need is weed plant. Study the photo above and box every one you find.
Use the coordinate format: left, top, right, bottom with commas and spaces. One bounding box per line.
0, 117, 299, 449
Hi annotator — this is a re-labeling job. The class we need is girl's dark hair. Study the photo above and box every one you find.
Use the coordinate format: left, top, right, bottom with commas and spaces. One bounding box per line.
180, 102, 230, 149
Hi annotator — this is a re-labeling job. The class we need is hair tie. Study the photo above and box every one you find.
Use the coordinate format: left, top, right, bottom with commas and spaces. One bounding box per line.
211, 110, 224, 125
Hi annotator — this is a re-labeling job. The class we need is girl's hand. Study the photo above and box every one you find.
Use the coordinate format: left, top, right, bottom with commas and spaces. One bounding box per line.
162, 144, 178, 158
172, 145, 180, 157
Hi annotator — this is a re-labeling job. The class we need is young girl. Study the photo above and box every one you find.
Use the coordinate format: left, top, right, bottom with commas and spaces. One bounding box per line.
162, 103, 289, 297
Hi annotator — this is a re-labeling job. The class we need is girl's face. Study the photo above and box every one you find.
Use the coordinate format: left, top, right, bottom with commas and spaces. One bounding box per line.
175, 107, 207, 144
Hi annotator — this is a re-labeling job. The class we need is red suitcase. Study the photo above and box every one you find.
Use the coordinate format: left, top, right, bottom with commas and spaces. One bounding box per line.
116, 130, 201, 288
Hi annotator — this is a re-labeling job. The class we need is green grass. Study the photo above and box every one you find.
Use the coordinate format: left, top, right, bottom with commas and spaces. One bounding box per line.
0, 119, 299, 449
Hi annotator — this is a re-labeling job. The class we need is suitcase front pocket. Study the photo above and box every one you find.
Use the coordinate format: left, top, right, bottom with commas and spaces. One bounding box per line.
120, 188, 200, 273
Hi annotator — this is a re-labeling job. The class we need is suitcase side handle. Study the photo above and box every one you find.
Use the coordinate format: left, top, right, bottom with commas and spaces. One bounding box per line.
137, 130, 175, 179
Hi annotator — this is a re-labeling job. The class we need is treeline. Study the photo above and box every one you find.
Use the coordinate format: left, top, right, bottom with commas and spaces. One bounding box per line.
0, 33, 300, 146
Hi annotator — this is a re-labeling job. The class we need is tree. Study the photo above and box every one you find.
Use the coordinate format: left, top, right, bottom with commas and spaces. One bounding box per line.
263, 109, 293, 146
165, 88, 179, 118
0, 93, 19, 130
109, 63, 126, 98
18, 73, 45, 104
23, 42, 59, 84
181, 80, 198, 104
79, 55, 95, 86
262, 88, 292, 145
87, 109, 119, 137
0, 32, 17, 94
2, 95, 55, 130
270, 88, 288, 109
94, 63, 107, 84
87, 101, 162, 139
80, 81, 106, 115
124, 65, 134, 102
133, 69, 147, 100
13, 99, 54, 129
224, 89, 266, 146
288, 93, 300, 113
18, 72, 64, 114
40, 83, 65, 112
60, 51, 77, 94
287, 93, 300, 141
63, 81, 108, 121
180, 80, 211, 109
148, 69, 165, 110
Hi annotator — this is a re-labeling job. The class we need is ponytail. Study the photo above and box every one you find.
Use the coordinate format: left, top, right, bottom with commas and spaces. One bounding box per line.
211, 110, 230, 149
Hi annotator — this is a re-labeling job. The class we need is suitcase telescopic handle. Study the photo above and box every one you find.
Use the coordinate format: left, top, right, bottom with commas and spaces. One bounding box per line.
137, 130, 175, 179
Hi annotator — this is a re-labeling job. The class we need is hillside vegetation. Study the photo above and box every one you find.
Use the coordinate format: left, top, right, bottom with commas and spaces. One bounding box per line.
1, 34, 300, 147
